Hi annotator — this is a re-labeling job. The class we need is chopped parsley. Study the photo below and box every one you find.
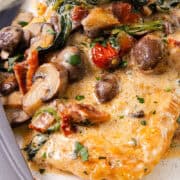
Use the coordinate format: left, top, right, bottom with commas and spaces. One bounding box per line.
164, 87, 172, 92
42, 152, 47, 159
75, 95, 85, 101
18, 21, 28, 27
74, 142, 89, 162
119, 60, 128, 68
177, 116, 180, 124
96, 77, 101, 81
8, 54, 24, 72
119, 115, 124, 119
68, 54, 81, 66
47, 29, 57, 35
136, 95, 145, 104
140, 120, 147, 126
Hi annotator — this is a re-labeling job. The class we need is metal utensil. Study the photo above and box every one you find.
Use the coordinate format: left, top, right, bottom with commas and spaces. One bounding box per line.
0, 103, 33, 180
0, 1, 33, 179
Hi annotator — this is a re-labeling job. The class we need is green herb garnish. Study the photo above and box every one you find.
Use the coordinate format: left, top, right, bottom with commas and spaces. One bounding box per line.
96, 77, 101, 81
42, 152, 47, 159
75, 95, 85, 101
47, 29, 57, 35
74, 142, 89, 162
119, 115, 124, 119
68, 54, 81, 65
18, 21, 28, 27
8, 54, 24, 72
136, 95, 145, 104
177, 116, 180, 124
164, 87, 172, 92
119, 60, 128, 68
24, 134, 49, 160
140, 120, 147, 126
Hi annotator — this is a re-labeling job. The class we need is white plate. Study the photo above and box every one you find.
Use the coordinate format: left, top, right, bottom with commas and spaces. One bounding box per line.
20, 1, 180, 179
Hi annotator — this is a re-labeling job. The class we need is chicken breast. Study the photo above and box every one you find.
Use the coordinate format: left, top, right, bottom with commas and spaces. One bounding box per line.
26, 32, 180, 180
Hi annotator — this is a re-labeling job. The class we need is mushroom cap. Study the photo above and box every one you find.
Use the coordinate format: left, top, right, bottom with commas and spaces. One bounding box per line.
23, 63, 68, 116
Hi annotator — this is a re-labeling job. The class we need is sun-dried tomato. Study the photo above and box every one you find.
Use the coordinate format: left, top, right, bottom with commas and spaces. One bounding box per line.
112, 2, 140, 24
26, 49, 39, 90
71, 6, 88, 22
13, 49, 39, 94
92, 43, 119, 69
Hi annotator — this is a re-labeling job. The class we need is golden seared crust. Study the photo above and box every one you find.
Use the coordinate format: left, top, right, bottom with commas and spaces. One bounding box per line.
32, 33, 180, 179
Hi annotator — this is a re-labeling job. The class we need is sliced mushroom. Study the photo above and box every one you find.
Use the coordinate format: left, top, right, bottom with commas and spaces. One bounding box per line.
29, 23, 55, 49
23, 63, 68, 116
0, 74, 18, 95
26, 22, 43, 37
131, 34, 167, 74
95, 74, 119, 103
49, 13, 60, 33
51, 46, 84, 82
1, 91, 23, 108
5, 108, 30, 124
82, 7, 119, 38
0, 26, 23, 57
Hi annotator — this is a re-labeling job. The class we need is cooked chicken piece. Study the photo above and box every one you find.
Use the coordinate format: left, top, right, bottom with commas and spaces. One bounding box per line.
82, 7, 119, 38
95, 74, 119, 103
23, 63, 68, 116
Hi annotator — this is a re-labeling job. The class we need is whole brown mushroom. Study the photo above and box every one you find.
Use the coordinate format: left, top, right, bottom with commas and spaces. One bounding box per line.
131, 34, 167, 74
95, 74, 119, 103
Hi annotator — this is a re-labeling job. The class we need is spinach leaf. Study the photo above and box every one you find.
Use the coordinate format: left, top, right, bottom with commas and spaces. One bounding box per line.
38, 15, 72, 54
24, 134, 49, 160
8, 54, 24, 72
116, 20, 163, 36
74, 142, 89, 162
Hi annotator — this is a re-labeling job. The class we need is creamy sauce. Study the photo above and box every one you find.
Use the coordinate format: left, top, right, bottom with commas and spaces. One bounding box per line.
10, 1, 180, 179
